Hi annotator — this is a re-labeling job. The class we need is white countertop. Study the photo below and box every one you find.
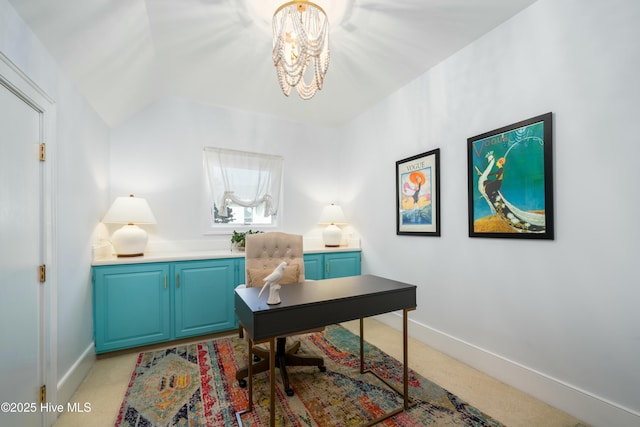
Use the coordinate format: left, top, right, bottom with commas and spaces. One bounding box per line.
92, 246, 361, 266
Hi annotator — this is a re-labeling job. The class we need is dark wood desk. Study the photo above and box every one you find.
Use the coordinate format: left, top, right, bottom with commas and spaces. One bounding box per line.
235, 274, 417, 426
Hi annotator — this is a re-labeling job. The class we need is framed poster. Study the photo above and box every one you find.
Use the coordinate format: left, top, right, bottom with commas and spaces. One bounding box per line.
396, 148, 440, 236
467, 112, 554, 239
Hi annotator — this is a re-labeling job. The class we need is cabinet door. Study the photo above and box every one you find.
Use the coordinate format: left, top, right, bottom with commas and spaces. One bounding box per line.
93, 264, 170, 353
303, 254, 324, 280
236, 258, 246, 285
324, 252, 362, 279
174, 259, 235, 338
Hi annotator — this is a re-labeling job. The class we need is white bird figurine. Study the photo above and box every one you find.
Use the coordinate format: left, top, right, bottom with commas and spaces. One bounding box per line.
258, 261, 287, 305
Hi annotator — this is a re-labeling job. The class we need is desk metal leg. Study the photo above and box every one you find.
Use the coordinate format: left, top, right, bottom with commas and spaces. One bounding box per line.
403, 308, 410, 409
238, 312, 415, 427
269, 337, 276, 427
248, 337, 254, 409
358, 310, 416, 426
236, 337, 277, 427
360, 318, 365, 374
235, 337, 254, 426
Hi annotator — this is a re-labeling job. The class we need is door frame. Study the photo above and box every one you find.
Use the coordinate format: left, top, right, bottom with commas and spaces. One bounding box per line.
0, 51, 57, 426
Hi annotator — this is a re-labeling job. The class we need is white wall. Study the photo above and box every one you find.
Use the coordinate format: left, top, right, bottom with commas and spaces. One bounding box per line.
109, 97, 345, 248
340, 0, 640, 425
108, 1, 640, 425
1, 0, 110, 410
32, 0, 635, 424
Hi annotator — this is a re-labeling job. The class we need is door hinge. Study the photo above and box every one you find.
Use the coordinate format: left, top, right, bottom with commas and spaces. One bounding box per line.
39, 143, 46, 161
39, 264, 46, 283
39, 385, 46, 404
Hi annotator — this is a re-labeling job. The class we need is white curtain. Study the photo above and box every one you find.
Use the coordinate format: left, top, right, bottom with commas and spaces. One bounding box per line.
204, 147, 283, 217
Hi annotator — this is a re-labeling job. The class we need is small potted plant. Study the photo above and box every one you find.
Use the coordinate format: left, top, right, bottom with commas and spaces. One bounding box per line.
231, 229, 263, 251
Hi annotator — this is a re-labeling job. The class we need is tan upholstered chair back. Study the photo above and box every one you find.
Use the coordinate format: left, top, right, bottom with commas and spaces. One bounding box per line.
244, 232, 305, 287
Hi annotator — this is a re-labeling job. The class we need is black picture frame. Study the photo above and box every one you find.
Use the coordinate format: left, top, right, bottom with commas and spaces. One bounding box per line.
396, 148, 440, 236
467, 112, 554, 239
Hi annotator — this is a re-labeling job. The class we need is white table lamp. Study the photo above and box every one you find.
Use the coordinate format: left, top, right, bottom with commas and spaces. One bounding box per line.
319, 204, 346, 247
102, 194, 156, 257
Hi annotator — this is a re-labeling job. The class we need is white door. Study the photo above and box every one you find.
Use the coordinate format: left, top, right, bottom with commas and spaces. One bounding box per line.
0, 78, 44, 426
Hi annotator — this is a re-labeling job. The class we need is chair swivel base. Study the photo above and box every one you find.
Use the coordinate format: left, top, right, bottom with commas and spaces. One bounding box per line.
236, 337, 326, 396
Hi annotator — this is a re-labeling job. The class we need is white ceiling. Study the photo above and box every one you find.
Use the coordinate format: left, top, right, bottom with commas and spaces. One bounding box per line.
9, 0, 538, 127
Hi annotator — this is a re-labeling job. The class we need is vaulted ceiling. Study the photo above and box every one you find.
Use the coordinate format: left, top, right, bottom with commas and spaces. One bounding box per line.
9, 0, 538, 127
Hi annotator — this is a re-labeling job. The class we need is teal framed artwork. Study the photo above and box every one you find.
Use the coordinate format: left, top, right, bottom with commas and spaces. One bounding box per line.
396, 148, 440, 236
467, 113, 554, 239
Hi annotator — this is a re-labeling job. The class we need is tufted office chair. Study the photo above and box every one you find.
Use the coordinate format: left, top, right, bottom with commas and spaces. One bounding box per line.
235, 232, 325, 396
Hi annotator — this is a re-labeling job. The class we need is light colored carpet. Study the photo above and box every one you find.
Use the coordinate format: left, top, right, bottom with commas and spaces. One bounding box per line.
54, 318, 587, 427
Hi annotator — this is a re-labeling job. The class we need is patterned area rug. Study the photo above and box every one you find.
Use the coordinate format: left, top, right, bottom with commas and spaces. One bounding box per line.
116, 324, 504, 426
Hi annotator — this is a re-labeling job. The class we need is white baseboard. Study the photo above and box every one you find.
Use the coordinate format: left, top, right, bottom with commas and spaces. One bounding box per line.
56, 342, 96, 406
374, 312, 640, 427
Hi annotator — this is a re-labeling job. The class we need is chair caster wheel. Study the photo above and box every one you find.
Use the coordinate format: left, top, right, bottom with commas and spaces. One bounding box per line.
238, 379, 247, 388
319, 366, 327, 372
285, 389, 294, 397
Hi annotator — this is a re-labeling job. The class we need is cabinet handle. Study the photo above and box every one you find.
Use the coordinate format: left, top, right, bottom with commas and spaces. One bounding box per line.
164, 274, 167, 289
176, 274, 180, 288
326, 262, 330, 274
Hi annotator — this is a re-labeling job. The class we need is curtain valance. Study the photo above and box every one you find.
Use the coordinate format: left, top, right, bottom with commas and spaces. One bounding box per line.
204, 147, 283, 217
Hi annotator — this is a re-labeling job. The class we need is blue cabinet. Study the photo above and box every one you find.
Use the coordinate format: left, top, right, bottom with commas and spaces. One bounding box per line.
93, 263, 171, 353
174, 259, 236, 339
236, 258, 246, 285
304, 251, 361, 280
93, 259, 243, 353
92, 250, 360, 353
238, 251, 361, 282
324, 252, 362, 279
303, 254, 324, 280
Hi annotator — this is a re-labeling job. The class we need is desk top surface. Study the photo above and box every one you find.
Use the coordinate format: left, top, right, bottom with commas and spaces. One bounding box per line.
235, 275, 416, 341
235, 274, 416, 314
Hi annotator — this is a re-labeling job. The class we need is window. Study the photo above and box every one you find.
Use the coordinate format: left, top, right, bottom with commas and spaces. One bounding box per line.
203, 147, 283, 228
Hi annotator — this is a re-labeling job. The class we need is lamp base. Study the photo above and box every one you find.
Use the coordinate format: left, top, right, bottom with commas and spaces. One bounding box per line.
111, 224, 149, 257
322, 224, 343, 247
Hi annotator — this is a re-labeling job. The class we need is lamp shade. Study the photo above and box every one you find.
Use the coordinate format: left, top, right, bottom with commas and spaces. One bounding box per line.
102, 195, 156, 257
319, 204, 346, 247
102, 195, 157, 224
319, 204, 345, 225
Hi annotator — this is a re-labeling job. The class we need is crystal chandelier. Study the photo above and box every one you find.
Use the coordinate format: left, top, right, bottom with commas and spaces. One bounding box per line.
272, 1, 330, 100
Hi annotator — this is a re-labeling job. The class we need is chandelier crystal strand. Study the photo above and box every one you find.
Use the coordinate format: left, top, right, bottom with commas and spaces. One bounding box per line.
272, 1, 330, 100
